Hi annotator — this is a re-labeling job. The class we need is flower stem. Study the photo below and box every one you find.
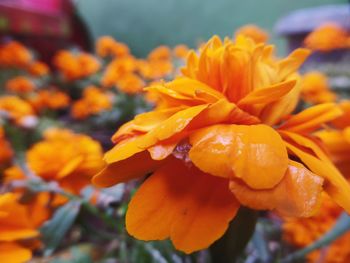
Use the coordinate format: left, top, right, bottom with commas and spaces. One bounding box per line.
209, 207, 258, 263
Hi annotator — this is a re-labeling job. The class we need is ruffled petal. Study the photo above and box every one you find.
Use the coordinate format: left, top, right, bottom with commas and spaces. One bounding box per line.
166, 77, 224, 102
126, 158, 239, 254
139, 104, 209, 147
316, 129, 350, 163
112, 107, 184, 143
280, 103, 342, 133
147, 140, 179, 160
277, 49, 310, 81
279, 130, 332, 163
284, 141, 350, 214
104, 136, 149, 163
92, 151, 163, 187
189, 124, 288, 189
238, 79, 296, 107
259, 76, 302, 125
230, 161, 323, 217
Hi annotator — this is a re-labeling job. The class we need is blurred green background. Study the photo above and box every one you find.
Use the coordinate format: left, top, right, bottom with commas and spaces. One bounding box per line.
76, 0, 346, 56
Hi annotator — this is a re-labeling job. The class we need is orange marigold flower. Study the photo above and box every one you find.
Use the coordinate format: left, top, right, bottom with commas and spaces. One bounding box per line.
138, 45, 174, 79
0, 41, 32, 68
301, 71, 337, 104
27, 61, 49, 77
29, 88, 70, 112
53, 50, 101, 80
304, 23, 349, 52
0, 96, 36, 125
148, 45, 171, 61
93, 36, 350, 253
96, 36, 130, 58
0, 192, 49, 263
71, 86, 113, 119
137, 59, 173, 79
27, 128, 104, 199
283, 194, 350, 263
116, 73, 145, 94
173, 44, 190, 59
101, 56, 137, 88
5, 76, 36, 93
235, 24, 269, 43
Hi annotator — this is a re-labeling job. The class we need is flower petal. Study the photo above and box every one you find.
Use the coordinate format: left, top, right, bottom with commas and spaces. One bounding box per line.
104, 136, 149, 163
259, 77, 301, 125
230, 160, 323, 217
0, 228, 38, 241
277, 48, 310, 81
0, 242, 32, 263
92, 151, 163, 187
280, 103, 343, 133
284, 141, 350, 214
279, 130, 332, 163
147, 140, 178, 160
238, 79, 296, 107
138, 104, 209, 148
112, 107, 184, 143
126, 158, 239, 254
189, 124, 289, 189
166, 77, 224, 102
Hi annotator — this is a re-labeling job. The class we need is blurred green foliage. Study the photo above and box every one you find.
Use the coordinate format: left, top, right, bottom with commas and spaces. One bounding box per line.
76, 0, 345, 56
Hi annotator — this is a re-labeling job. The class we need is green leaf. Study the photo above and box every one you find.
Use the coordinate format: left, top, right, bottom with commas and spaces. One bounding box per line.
41, 200, 82, 256
282, 212, 350, 263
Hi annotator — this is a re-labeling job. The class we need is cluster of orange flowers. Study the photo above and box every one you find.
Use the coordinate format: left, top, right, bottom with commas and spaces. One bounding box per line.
53, 50, 101, 80
0, 192, 49, 262
0, 41, 49, 75
98, 36, 188, 94
0, 37, 186, 261
71, 86, 113, 120
283, 194, 350, 263
1, 23, 350, 262
0, 128, 104, 262
304, 23, 350, 52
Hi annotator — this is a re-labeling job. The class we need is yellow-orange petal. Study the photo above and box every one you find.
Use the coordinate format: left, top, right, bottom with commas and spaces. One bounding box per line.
166, 77, 224, 103
187, 99, 237, 129
147, 140, 178, 160
316, 129, 350, 163
104, 135, 151, 163
230, 161, 323, 217
238, 79, 296, 107
189, 124, 288, 189
112, 107, 184, 143
260, 77, 302, 126
136, 104, 209, 149
57, 155, 84, 178
126, 158, 239, 254
145, 85, 207, 106
0, 242, 32, 263
277, 48, 310, 81
0, 229, 38, 242
279, 130, 332, 164
284, 141, 350, 214
93, 151, 162, 187
280, 103, 343, 133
